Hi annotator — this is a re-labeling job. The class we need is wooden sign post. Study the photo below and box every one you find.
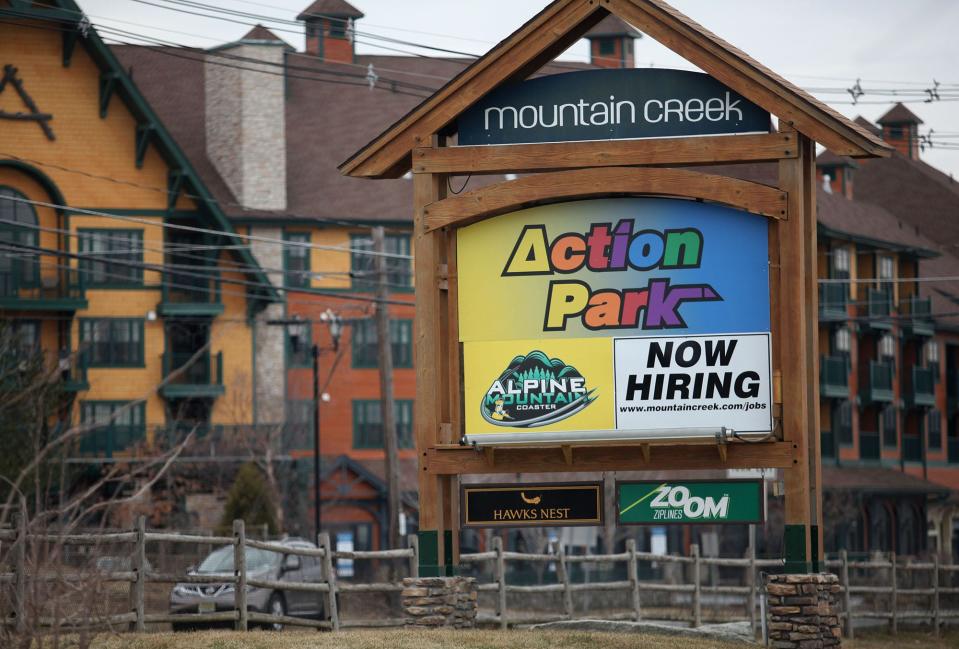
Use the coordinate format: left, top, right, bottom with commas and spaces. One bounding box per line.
341, 0, 889, 578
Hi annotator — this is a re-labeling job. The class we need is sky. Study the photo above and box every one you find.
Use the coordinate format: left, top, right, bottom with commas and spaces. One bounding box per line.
79, 0, 959, 177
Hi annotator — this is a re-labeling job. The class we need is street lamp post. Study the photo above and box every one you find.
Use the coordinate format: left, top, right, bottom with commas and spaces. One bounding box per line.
268, 310, 342, 540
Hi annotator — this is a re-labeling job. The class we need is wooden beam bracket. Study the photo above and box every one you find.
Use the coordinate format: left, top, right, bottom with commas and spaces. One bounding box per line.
135, 123, 155, 169
99, 71, 120, 118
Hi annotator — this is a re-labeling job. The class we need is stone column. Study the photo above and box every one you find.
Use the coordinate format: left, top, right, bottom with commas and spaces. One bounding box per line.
766, 574, 842, 648
402, 577, 477, 629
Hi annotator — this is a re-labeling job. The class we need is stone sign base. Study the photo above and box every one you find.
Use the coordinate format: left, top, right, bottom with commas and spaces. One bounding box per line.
402, 577, 477, 628
765, 573, 842, 648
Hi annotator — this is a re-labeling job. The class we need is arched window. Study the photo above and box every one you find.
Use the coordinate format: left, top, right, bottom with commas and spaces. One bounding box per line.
0, 187, 39, 296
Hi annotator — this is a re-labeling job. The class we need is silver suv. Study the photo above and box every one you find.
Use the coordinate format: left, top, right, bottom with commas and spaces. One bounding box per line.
169, 538, 324, 631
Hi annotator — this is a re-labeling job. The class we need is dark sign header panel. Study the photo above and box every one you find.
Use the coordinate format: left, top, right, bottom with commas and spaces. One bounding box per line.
462, 482, 603, 528
457, 68, 771, 146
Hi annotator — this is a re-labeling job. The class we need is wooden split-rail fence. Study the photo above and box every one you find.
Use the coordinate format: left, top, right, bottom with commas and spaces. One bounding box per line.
2, 518, 959, 637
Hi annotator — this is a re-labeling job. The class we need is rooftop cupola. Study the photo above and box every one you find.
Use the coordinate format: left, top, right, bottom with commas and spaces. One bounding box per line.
584, 15, 641, 69
297, 0, 364, 64
877, 102, 923, 160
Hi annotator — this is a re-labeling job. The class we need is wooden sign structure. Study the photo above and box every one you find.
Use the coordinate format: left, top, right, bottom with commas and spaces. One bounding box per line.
341, 0, 889, 577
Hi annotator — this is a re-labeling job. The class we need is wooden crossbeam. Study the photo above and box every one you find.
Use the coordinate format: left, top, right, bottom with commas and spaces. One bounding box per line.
414, 132, 796, 175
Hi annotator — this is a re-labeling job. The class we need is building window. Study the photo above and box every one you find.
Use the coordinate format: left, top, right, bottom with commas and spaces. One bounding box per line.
836, 400, 853, 446
79, 319, 144, 367
328, 18, 346, 38
283, 399, 314, 452
834, 327, 851, 354
929, 409, 942, 450
283, 232, 311, 288
598, 38, 615, 56
879, 334, 896, 360
881, 405, 897, 448
877, 255, 895, 286
832, 247, 850, 278
79, 401, 146, 456
351, 318, 413, 368
0, 186, 39, 295
5, 320, 39, 356
352, 399, 413, 449
286, 322, 312, 368
350, 233, 412, 292
78, 229, 143, 286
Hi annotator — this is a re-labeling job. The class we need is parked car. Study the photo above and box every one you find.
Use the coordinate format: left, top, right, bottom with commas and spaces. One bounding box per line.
169, 538, 324, 631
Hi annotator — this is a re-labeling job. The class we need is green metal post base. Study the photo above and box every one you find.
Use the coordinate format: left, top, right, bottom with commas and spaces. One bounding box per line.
417, 530, 459, 577
810, 524, 821, 573
784, 524, 810, 574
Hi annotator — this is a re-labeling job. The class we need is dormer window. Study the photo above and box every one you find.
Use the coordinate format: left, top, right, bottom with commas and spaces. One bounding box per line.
834, 327, 851, 354
879, 334, 895, 359
832, 247, 850, 278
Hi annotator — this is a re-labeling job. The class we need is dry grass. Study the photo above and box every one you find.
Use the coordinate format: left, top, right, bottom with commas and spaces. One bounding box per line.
90, 628, 746, 649
84, 628, 959, 649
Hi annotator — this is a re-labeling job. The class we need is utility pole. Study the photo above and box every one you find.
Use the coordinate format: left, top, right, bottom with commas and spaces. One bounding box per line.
373, 226, 401, 550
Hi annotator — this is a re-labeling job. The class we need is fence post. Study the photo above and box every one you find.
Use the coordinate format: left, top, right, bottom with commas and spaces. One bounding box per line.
692, 543, 701, 628
747, 525, 756, 638
13, 511, 26, 634
890, 552, 897, 635
933, 553, 940, 638
408, 534, 419, 579
132, 515, 146, 632
493, 535, 507, 629
555, 541, 573, 620
233, 519, 247, 632
626, 538, 640, 621
840, 549, 853, 640
319, 532, 340, 631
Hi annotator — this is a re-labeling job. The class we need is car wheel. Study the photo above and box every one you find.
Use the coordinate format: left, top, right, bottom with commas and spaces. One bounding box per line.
266, 593, 286, 631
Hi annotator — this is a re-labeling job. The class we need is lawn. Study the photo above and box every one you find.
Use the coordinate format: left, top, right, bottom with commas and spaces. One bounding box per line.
86, 628, 959, 649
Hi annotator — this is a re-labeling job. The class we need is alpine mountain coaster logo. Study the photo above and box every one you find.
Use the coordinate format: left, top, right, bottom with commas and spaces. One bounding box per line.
482, 351, 596, 428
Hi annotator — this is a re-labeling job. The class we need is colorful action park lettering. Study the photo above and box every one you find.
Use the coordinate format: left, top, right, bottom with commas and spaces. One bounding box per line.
456, 197, 770, 343
502, 221, 721, 332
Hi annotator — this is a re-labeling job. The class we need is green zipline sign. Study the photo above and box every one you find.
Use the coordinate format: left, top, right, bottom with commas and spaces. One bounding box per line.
617, 480, 763, 525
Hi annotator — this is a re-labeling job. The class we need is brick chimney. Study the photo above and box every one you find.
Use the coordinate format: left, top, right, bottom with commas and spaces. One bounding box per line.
298, 0, 364, 64
876, 103, 923, 160
816, 151, 858, 200
584, 15, 641, 68
205, 25, 289, 211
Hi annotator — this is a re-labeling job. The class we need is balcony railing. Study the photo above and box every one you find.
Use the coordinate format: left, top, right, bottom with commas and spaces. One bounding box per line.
158, 274, 223, 317
160, 350, 224, 399
901, 295, 934, 336
903, 435, 923, 462
819, 283, 848, 321
860, 431, 881, 461
820, 355, 849, 398
908, 366, 936, 408
0, 267, 87, 310
865, 288, 893, 330
863, 361, 895, 403
59, 354, 89, 393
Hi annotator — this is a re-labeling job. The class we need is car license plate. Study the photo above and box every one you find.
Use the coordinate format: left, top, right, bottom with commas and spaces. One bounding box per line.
198, 602, 215, 614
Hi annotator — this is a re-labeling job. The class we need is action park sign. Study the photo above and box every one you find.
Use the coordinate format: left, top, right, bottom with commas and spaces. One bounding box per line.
457, 68, 770, 146
457, 197, 773, 445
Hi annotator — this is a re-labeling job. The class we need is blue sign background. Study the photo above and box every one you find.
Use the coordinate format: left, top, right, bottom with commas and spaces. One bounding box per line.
458, 68, 770, 146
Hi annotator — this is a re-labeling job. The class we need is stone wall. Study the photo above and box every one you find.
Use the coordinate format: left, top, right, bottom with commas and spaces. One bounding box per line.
402, 577, 477, 629
766, 573, 842, 648
249, 226, 286, 425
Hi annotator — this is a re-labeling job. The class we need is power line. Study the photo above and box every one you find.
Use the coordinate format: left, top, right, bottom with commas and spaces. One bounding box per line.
0, 194, 413, 260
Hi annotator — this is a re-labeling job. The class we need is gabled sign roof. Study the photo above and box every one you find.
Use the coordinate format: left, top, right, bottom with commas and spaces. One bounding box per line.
340, 0, 890, 179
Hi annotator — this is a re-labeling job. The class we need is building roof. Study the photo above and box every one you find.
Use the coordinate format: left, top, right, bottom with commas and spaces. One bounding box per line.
239, 24, 290, 45
585, 14, 642, 38
854, 115, 881, 136
296, 0, 364, 21
111, 45, 581, 223
822, 467, 949, 497
816, 149, 858, 169
877, 102, 924, 125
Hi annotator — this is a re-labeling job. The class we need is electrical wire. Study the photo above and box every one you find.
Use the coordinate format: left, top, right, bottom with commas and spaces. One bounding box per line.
0, 194, 413, 260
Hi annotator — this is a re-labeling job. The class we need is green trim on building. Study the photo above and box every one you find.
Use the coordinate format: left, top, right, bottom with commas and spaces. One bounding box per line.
418, 530, 440, 577
77, 228, 144, 288
283, 230, 311, 289
349, 232, 413, 293
352, 399, 414, 450
285, 320, 312, 368
78, 400, 146, 457
784, 524, 809, 574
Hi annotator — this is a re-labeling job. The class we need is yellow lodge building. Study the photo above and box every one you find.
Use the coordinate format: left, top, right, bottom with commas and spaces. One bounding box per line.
1, 0, 280, 462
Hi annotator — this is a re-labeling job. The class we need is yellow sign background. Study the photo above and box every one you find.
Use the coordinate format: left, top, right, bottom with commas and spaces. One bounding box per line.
463, 338, 614, 436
